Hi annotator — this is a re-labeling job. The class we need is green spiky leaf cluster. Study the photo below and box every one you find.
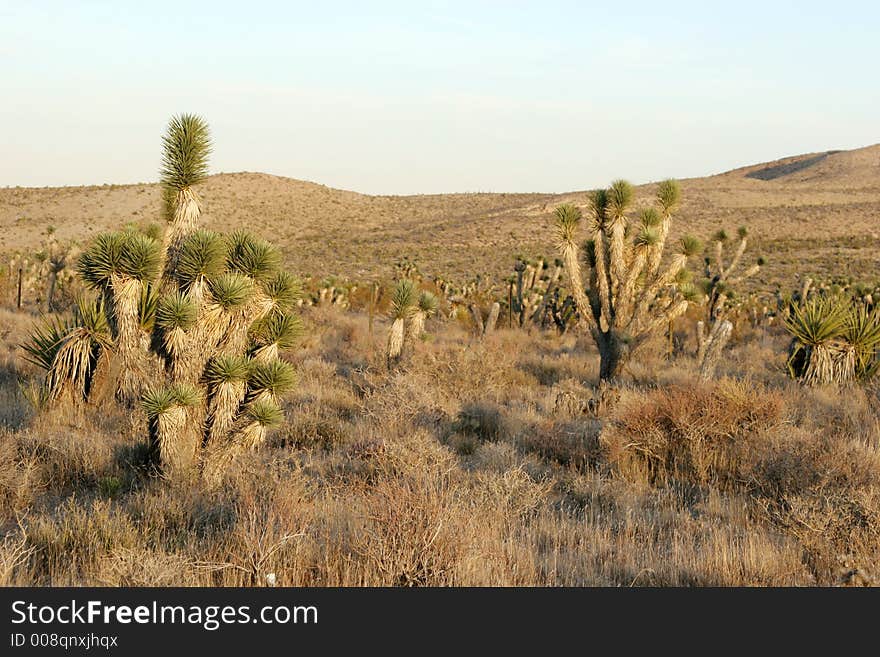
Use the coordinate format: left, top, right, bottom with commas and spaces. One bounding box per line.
588, 189, 609, 226
142, 383, 201, 417
845, 305, 880, 378
656, 179, 681, 213
417, 291, 439, 315
209, 272, 254, 310
205, 354, 250, 386
607, 180, 634, 218
227, 231, 281, 281
247, 359, 297, 396
640, 208, 662, 228
21, 316, 72, 371
553, 204, 582, 244
139, 284, 160, 332
680, 235, 702, 257
160, 114, 212, 191
634, 227, 660, 248
21, 294, 111, 390
262, 271, 302, 311
156, 291, 198, 331
175, 230, 227, 287
252, 312, 304, 350
78, 231, 160, 287
390, 279, 418, 320
245, 399, 284, 427
784, 296, 848, 346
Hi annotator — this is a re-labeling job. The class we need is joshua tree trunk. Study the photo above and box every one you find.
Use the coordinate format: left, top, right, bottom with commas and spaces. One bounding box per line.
698, 320, 732, 381
46, 268, 58, 312
469, 304, 484, 336
387, 317, 406, 363
597, 331, 628, 381
108, 276, 149, 403
484, 302, 501, 336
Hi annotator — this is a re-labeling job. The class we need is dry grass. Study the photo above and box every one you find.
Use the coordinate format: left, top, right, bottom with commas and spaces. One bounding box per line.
1, 302, 878, 587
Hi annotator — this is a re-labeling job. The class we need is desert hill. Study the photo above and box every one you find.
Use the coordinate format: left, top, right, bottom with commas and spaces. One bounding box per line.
1, 145, 878, 293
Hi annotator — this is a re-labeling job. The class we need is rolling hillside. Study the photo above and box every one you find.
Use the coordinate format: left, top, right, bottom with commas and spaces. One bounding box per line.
1, 145, 878, 293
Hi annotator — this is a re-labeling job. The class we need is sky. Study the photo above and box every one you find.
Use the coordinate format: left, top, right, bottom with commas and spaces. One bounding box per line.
1, 1, 878, 194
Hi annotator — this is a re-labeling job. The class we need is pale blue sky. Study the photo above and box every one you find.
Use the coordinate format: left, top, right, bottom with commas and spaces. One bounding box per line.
1, 1, 877, 193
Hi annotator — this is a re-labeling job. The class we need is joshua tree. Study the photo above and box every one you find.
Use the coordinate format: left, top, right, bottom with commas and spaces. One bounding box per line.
695, 226, 763, 380
553, 179, 699, 381
22, 114, 304, 482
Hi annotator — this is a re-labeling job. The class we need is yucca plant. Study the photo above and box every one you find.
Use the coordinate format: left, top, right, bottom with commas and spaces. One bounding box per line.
262, 270, 303, 313
844, 304, 880, 380
209, 271, 259, 355
784, 295, 854, 385
553, 179, 698, 381
246, 359, 297, 404
21, 295, 112, 403
387, 279, 417, 364
22, 114, 303, 483
695, 226, 763, 380
155, 290, 199, 380
227, 231, 282, 282
407, 291, 439, 343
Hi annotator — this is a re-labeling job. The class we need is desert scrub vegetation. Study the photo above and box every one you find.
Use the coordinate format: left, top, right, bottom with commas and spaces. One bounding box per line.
553, 179, 700, 380
19, 115, 304, 483
3, 306, 879, 586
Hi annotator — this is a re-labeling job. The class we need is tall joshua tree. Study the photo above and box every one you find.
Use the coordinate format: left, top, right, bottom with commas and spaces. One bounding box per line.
23, 114, 304, 483
554, 179, 699, 381
695, 226, 763, 380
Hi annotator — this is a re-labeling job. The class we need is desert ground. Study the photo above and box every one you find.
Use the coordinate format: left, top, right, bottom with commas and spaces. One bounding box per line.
0, 144, 878, 586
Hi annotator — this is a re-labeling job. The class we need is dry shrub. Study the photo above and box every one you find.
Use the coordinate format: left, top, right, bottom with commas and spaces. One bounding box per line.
603, 377, 880, 583
454, 401, 510, 442
0, 432, 44, 521
355, 474, 464, 586
0, 532, 36, 586
603, 379, 785, 486
96, 548, 192, 586
23, 498, 140, 585
518, 418, 602, 470
277, 416, 351, 451
744, 427, 880, 583
472, 467, 552, 522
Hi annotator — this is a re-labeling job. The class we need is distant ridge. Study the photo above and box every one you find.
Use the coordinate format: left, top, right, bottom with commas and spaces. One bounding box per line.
717, 143, 880, 184
0, 144, 878, 289
744, 151, 841, 181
